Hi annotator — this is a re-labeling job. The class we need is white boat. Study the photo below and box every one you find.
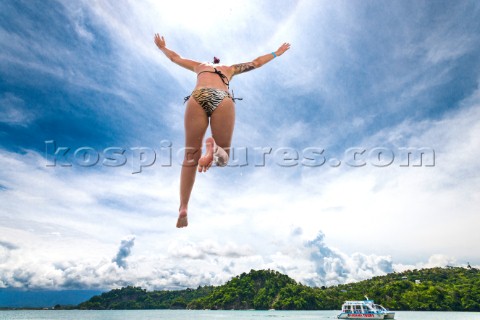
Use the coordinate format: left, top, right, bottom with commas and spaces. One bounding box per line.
372, 303, 395, 319
337, 298, 395, 319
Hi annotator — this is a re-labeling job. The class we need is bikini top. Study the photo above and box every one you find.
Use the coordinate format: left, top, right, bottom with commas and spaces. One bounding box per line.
197, 68, 230, 89
184, 67, 242, 103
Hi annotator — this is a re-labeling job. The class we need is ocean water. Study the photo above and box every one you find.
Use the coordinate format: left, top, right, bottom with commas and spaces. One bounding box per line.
0, 310, 479, 320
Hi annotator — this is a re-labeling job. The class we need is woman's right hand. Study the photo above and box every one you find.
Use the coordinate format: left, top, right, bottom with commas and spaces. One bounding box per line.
154, 34, 166, 50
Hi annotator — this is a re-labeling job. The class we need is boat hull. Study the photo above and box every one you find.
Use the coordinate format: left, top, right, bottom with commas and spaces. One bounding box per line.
337, 313, 385, 319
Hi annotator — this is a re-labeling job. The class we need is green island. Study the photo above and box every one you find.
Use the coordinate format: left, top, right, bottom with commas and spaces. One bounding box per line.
75, 267, 479, 311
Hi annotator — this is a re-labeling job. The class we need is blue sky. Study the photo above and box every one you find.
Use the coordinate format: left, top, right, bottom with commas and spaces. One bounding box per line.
1, 0, 480, 291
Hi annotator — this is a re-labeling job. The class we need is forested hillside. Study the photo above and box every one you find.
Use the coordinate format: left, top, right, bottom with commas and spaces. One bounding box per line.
76, 267, 480, 311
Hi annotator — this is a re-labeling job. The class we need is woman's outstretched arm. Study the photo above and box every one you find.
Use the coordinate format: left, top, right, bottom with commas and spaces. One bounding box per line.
154, 34, 200, 71
229, 42, 291, 77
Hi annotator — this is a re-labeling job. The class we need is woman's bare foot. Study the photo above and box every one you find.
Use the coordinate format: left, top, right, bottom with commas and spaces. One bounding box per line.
198, 137, 215, 172
198, 137, 229, 172
176, 207, 188, 228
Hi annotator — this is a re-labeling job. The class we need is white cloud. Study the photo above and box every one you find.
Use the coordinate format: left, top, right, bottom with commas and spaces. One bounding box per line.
393, 254, 460, 273
0, 223, 395, 290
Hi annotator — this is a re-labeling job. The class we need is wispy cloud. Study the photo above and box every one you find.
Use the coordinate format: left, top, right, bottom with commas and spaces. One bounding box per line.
0, 93, 35, 126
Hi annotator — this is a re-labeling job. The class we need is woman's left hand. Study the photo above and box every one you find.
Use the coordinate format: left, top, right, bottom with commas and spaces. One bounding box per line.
275, 42, 291, 56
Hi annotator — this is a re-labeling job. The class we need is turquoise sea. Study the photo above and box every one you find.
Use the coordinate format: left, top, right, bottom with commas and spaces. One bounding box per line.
0, 310, 479, 320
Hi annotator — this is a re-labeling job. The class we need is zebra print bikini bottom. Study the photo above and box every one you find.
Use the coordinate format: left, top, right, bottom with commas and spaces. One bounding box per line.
188, 88, 233, 117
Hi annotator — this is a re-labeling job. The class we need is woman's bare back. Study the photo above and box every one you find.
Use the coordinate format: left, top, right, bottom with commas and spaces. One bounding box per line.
194, 63, 232, 90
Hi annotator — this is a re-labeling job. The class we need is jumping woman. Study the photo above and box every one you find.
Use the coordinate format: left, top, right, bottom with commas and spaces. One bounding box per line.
154, 34, 291, 228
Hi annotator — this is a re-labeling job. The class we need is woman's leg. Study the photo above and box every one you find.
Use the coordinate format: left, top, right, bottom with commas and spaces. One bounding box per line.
198, 98, 235, 172
177, 99, 209, 228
